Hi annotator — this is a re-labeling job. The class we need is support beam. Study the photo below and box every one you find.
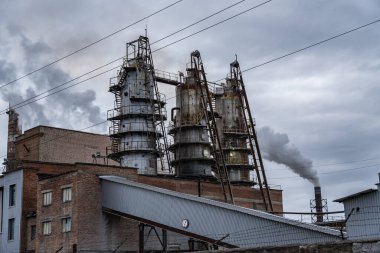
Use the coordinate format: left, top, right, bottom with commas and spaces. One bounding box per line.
101, 176, 342, 249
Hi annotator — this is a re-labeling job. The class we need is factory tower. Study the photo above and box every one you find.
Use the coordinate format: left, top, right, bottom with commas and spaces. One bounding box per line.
107, 36, 170, 175
215, 60, 273, 211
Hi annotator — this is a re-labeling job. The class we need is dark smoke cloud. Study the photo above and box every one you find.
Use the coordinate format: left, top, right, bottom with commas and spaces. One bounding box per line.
0, 60, 49, 127
0, 26, 103, 129
258, 126, 320, 186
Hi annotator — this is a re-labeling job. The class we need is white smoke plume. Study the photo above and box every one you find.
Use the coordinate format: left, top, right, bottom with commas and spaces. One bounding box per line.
258, 126, 320, 186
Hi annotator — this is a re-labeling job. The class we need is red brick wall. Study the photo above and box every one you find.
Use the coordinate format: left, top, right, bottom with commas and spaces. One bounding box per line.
138, 176, 283, 212
14, 126, 119, 167
20, 160, 282, 252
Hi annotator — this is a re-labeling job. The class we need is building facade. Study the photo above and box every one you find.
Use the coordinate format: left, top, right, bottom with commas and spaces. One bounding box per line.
334, 173, 380, 240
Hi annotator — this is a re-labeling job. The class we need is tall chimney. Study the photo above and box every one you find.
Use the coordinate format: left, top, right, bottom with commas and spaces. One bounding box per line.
6, 108, 22, 171
314, 186, 323, 222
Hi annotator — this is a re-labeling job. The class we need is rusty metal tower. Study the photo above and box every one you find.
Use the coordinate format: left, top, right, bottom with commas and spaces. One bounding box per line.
107, 36, 171, 175
169, 51, 234, 204
217, 59, 273, 211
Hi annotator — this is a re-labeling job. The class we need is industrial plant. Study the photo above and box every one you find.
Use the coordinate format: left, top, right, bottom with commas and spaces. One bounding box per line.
0, 36, 378, 253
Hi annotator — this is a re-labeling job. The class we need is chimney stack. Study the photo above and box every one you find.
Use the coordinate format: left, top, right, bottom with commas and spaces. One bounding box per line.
314, 186, 323, 222
6, 108, 22, 171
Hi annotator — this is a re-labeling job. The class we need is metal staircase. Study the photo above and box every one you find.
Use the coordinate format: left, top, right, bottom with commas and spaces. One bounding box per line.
190, 51, 234, 204
229, 59, 273, 211
132, 36, 173, 174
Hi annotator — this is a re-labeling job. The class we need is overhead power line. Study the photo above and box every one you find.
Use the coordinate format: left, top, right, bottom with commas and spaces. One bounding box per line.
268, 163, 380, 180
267, 156, 380, 172
0, 0, 184, 89
152, 0, 272, 52
214, 18, 380, 82
0, 0, 269, 115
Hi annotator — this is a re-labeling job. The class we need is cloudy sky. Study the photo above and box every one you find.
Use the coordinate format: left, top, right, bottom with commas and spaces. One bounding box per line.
1, 0, 380, 220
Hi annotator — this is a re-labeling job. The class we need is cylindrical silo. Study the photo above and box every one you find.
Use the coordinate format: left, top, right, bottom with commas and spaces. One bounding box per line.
107, 36, 166, 175
168, 68, 214, 177
215, 78, 253, 182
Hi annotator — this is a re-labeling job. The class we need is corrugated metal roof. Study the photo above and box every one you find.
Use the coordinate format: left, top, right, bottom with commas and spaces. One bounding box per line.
100, 175, 341, 248
334, 188, 377, 203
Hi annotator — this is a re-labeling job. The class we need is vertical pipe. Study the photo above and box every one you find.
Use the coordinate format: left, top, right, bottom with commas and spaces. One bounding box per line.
139, 223, 145, 253
162, 229, 167, 253
314, 186, 323, 222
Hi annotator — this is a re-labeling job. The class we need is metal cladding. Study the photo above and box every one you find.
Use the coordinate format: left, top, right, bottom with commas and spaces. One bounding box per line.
107, 36, 167, 175
215, 79, 252, 182
314, 186, 323, 222
168, 68, 214, 178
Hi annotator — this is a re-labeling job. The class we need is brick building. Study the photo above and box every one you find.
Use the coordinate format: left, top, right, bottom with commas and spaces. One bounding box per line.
12, 125, 117, 168
0, 125, 283, 252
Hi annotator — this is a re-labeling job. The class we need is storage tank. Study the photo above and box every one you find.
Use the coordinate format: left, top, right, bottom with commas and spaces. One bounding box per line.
214, 78, 253, 182
168, 67, 213, 177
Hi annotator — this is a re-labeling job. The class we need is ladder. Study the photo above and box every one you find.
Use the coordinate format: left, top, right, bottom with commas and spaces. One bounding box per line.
190, 51, 234, 204
229, 59, 273, 211
131, 36, 173, 174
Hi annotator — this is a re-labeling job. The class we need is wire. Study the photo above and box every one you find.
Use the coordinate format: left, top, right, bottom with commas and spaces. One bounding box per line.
0, 65, 120, 114
152, 0, 272, 52
0, 0, 269, 115
151, 0, 246, 45
0, 59, 123, 114
268, 163, 380, 180
0, 93, 179, 160
267, 156, 380, 171
0, 0, 184, 89
214, 18, 380, 82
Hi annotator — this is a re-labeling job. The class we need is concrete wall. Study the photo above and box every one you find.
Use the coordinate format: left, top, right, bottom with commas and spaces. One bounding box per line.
0, 169, 23, 253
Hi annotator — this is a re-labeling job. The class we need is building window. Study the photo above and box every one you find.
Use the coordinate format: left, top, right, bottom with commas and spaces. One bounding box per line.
42, 221, 51, 235
31, 225, 36, 240
62, 217, 71, 233
8, 218, 15, 240
42, 191, 52, 206
9, 184, 16, 207
62, 187, 72, 202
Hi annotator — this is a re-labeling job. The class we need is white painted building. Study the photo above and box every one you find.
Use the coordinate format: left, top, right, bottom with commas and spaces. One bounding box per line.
0, 169, 23, 253
334, 173, 380, 240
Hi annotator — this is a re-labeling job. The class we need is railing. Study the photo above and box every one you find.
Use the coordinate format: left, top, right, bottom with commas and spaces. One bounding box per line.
107, 105, 167, 119
155, 69, 181, 82
109, 122, 159, 135
109, 76, 118, 87
118, 141, 156, 152
223, 156, 249, 165
222, 127, 247, 134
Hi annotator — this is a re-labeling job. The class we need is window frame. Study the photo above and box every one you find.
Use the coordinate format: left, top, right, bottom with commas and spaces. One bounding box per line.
42, 190, 52, 206
42, 221, 52, 236
31, 225, 36, 240
61, 217, 72, 233
62, 187, 72, 203
9, 184, 16, 207
8, 218, 15, 241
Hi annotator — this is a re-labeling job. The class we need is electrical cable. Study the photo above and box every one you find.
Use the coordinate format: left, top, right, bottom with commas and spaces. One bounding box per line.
0, 0, 269, 115
214, 18, 380, 82
267, 156, 380, 172
2, 9, 379, 172
0, 0, 184, 89
268, 163, 380, 180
